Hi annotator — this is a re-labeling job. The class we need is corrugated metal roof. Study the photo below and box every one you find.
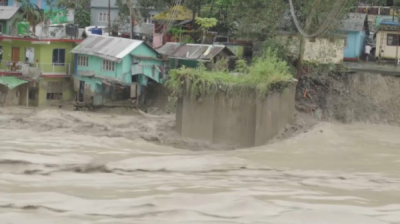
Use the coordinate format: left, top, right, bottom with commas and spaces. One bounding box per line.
0, 76, 28, 89
71, 36, 144, 62
157, 43, 235, 61
340, 13, 367, 32
0, 6, 20, 20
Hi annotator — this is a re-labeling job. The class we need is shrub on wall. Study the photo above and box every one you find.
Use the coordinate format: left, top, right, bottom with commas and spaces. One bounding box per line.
166, 49, 294, 100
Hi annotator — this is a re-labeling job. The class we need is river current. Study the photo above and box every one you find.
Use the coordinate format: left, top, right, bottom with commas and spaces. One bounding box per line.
1, 115, 400, 223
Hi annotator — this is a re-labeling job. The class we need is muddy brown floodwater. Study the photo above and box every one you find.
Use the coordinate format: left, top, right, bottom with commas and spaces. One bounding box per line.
0, 107, 400, 224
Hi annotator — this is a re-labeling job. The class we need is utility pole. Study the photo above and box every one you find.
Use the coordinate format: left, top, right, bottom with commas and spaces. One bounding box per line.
126, 0, 133, 39
108, 0, 111, 36
395, 0, 399, 66
393, 0, 396, 21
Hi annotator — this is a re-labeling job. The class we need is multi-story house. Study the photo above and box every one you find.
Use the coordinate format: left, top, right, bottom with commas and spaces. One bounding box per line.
0, 5, 82, 107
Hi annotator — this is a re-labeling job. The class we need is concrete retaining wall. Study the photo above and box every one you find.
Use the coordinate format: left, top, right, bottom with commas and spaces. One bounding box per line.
176, 82, 297, 148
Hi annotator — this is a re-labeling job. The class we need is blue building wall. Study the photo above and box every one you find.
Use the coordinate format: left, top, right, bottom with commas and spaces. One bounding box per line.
344, 31, 366, 60
8, 0, 50, 9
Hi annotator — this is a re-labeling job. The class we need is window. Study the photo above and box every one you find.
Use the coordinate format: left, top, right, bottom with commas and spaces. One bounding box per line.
102, 60, 114, 71
78, 55, 88, 66
387, 34, 400, 46
52, 49, 65, 66
46, 82, 63, 100
0, 24, 2, 33
98, 12, 109, 22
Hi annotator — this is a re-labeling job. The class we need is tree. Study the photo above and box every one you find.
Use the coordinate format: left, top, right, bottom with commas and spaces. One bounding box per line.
195, 17, 217, 43
55, 0, 90, 9
287, 0, 355, 75
54, 0, 91, 27
15, 0, 43, 33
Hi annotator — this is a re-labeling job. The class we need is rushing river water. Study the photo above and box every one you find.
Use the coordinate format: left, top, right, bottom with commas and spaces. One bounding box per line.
1, 114, 400, 223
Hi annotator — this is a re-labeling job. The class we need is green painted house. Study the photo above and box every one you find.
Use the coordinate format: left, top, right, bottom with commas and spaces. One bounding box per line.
70, 35, 165, 106
0, 6, 22, 35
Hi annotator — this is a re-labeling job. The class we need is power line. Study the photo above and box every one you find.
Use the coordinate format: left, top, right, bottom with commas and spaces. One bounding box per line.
288, 0, 349, 38
162, 0, 183, 34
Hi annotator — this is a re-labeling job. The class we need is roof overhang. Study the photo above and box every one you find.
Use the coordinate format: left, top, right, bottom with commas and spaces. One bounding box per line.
0, 36, 83, 43
71, 50, 123, 63
0, 76, 29, 89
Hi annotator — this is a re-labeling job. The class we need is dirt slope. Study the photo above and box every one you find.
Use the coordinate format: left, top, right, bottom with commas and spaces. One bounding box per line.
296, 71, 400, 125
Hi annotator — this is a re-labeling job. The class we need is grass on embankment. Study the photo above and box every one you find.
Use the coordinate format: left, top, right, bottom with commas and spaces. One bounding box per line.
166, 49, 295, 99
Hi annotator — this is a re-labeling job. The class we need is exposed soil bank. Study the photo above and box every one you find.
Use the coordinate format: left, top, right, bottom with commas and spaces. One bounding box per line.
296, 71, 400, 125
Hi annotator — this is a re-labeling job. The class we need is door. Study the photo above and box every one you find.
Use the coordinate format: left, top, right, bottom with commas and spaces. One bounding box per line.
79, 81, 85, 102
12, 47, 20, 63
93, 83, 103, 106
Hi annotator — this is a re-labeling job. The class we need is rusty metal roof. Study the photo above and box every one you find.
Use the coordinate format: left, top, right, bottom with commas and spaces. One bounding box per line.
0, 6, 20, 20
157, 43, 235, 61
71, 35, 148, 62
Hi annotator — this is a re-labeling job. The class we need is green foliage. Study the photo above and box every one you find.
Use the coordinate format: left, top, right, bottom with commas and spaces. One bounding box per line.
55, 0, 90, 9
75, 9, 91, 28
213, 57, 229, 72
166, 49, 293, 99
168, 27, 185, 38
15, 0, 43, 33
195, 17, 218, 29
196, 17, 218, 43
44, 0, 90, 27
115, 0, 131, 23
16, 0, 43, 22
182, 35, 195, 43
262, 38, 289, 62
229, 0, 286, 40
234, 59, 249, 73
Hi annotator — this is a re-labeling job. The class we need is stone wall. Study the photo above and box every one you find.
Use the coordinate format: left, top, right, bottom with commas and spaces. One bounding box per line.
176, 82, 297, 148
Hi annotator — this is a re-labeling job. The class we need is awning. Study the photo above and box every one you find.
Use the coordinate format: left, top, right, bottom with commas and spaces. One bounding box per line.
0, 76, 28, 89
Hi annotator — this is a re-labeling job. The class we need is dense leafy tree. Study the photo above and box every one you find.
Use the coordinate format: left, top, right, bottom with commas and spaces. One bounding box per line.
51, 0, 91, 27
15, 0, 43, 33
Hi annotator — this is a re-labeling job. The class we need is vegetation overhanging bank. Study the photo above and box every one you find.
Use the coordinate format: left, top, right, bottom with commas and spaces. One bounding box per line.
166, 49, 296, 100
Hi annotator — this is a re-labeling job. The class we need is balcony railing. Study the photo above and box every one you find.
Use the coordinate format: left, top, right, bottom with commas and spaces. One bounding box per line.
0, 62, 71, 75
35, 63, 71, 75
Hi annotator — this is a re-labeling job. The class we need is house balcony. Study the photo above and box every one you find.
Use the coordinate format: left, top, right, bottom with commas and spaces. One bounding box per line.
0, 62, 72, 77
